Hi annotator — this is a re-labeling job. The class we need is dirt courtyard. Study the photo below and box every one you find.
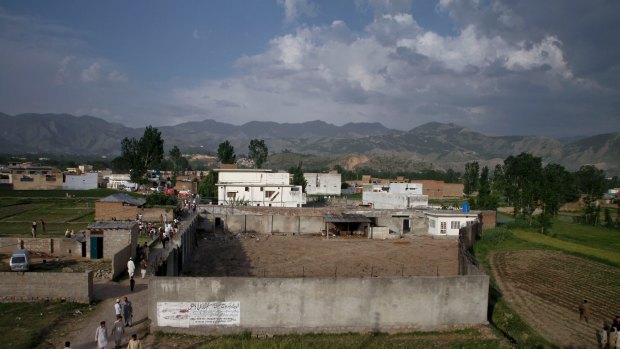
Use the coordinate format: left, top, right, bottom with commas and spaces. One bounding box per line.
189, 230, 459, 277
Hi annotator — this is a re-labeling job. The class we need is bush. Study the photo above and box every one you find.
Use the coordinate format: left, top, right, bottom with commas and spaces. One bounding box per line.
146, 193, 178, 206
481, 228, 514, 245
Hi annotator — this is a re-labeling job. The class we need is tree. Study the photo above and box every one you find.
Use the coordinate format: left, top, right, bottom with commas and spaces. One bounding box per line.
169, 145, 189, 187
217, 140, 236, 164
248, 139, 269, 168
289, 161, 307, 192
503, 153, 542, 221
473, 166, 498, 210
198, 171, 218, 203
575, 165, 606, 225
463, 161, 480, 195
119, 126, 164, 185
540, 163, 576, 217
445, 168, 460, 183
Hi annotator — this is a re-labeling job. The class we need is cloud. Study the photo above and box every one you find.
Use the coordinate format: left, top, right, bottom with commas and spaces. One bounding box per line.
108, 70, 128, 82
192, 28, 200, 40
80, 63, 101, 82
277, 0, 316, 23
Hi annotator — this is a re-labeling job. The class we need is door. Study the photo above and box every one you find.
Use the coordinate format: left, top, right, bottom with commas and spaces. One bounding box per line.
90, 237, 103, 259
81, 241, 87, 257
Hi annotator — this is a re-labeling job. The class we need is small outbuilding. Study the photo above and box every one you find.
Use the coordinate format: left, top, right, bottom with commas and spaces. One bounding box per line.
424, 210, 480, 236
95, 193, 146, 221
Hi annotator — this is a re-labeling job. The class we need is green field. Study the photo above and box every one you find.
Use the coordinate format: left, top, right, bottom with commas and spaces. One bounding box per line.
474, 216, 620, 348
0, 189, 120, 237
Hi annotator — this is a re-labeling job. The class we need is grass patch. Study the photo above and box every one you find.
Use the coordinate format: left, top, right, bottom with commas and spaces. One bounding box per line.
153, 328, 504, 349
0, 301, 89, 349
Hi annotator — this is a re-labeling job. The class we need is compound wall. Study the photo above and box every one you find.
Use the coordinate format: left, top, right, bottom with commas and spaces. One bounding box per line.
149, 274, 488, 335
0, 271, 93, 303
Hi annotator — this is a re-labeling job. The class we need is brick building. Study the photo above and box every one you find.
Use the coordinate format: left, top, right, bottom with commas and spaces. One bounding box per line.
95, 193, 146, 221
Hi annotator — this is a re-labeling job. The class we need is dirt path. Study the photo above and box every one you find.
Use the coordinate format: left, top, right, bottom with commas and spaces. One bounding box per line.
491, 250, 620, 348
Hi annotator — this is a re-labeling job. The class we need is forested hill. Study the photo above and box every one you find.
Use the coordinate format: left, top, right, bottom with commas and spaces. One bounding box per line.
0, 113, 618, 174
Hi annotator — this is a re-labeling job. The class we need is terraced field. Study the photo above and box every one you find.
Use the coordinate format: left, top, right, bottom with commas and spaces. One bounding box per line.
491, 250, 620, 348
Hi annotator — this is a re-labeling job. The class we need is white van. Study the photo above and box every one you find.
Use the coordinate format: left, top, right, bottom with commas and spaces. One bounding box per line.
9, 249, 31, 271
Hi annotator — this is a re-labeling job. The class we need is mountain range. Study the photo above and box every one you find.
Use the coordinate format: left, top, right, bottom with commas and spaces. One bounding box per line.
1, 113, 618, 174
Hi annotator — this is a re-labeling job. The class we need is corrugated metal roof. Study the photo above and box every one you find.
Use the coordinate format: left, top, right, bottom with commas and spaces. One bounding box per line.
88, 221, 138, 230
98, 193, 146, 206
324, 213, 372, 223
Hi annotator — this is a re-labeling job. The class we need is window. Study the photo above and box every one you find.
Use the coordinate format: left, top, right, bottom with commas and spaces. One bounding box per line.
245, 187, 249, 192
46, 175, 57, 182
291, 187, 299, 191
226, 192, 236, 199
440, 222, 447, 234
260, 187, 264, 191
451, 221, 460, 229
429, 219, 435, 228
265, 190, 275, 198
20, 176, 33, 182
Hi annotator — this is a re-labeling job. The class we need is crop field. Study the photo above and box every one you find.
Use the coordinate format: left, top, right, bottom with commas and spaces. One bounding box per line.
491, 250, 620, 348
0, 190, 116, 237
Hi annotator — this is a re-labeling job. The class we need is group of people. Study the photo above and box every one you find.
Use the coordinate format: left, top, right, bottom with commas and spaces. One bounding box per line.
94, 297, 140, 349
596, 315, 620, 349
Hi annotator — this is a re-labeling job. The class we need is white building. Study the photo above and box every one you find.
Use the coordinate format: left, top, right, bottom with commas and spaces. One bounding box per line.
389, 183, 423, 195
216, 169, 305, 207
424, 210, 480, 236
362, 192, 428, 209
106, 174, 138, 191
63, 172, 98, 190
304, 172, 341, 196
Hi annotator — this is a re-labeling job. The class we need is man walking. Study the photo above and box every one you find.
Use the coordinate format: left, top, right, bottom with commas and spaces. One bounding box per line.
127, 257, 135, 278
114, 298, 122, 317
579, 299, 592, 323
31, 220, 37, 238
127, 334, 142, 349
123, 296, 133, 327
111, 315, 124, 349
94, 321, 108, 349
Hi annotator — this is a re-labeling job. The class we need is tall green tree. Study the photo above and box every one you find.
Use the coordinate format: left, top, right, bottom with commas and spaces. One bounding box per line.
540, 163, 576, 217
248, 139, 269, 168
217, 140, 236, 164
474, 166, 498, 210
575, 165, 606, 225
463, 161, 480, 195
120, 126, 164, 185
169, 145, 189, 187
289, 161, 307, 192
198, 171, 218, 203
503, 153, 542, 221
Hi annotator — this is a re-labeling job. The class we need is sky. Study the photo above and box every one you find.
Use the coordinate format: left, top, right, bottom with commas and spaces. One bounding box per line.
0, 0, 619, 137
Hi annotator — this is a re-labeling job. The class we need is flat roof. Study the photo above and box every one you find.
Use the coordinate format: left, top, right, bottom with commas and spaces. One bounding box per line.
424, 210, 480, 217
87, 221, 138, 230
98, 193, 146, 206
214, 169, 275, 172
324, 213, 372, 223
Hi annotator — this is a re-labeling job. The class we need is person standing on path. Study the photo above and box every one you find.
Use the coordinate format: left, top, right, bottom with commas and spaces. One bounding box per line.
140, 259, 147, 279
123, 296, 133, 327
127, 257, 135, 278
126, 334, 142, 349
94, 321, 108, 349
114, 299, 122, 317
579, 299, 592, 323
40, 219, 46, 233
31, 220, 37, 238
129, 276, 135, 292
63, 341, 73, 349
111, 315, 124, 349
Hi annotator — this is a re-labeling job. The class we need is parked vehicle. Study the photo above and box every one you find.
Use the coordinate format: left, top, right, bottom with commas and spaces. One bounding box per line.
9, 249, 31, 271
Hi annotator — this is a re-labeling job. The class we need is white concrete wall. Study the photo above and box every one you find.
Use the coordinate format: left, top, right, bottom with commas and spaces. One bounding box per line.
363, 192, 428, 209
218, 185, 304, 207
304, 173, 341, 196
389, 183, 423, 195
63, 172, 98, 190
427, 215, 478, 236
218, 171, 289, 185
149, 275, 489, 335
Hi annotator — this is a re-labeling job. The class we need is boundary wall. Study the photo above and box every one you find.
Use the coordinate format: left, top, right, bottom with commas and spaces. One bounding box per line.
0, 238, 85, 257
149, 274, 489, 335
111, 244, 132, 279
0, 271, 93, 303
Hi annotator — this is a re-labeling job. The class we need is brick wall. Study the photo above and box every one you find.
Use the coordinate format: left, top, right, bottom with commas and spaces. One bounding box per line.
11, 174, 63, 190
443, 183, 464, 198
141, 207, 174, 223
0, 271, 93, 303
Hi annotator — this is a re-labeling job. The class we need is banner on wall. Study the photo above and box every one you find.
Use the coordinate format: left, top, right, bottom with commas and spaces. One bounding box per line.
157, 301, 240, 328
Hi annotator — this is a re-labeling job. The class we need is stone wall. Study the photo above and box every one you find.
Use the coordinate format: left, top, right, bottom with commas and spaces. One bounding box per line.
111, 244, 132, 280
0, 271, 93, 303
149, 274, 489, 335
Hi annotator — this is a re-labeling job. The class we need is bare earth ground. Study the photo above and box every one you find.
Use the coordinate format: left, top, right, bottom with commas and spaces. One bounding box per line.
491, 250, 620, 349
189, 230, 458, 277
